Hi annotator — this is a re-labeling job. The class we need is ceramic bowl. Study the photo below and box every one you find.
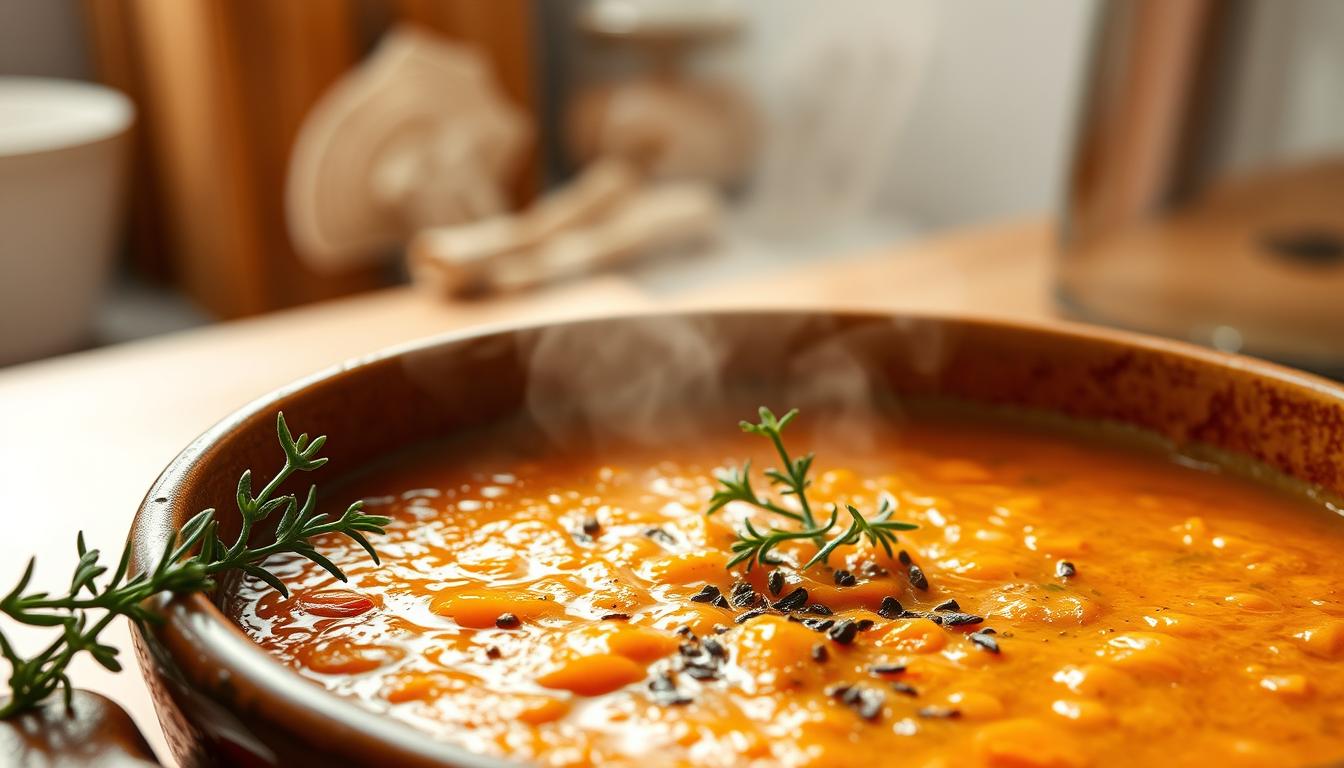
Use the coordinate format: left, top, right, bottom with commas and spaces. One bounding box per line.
128, 311, 1344, 766
0, 77, 132, 364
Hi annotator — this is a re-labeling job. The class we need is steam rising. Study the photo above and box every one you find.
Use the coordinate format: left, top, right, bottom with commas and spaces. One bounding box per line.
522, 316, 725, 446
519, 314, 949, 449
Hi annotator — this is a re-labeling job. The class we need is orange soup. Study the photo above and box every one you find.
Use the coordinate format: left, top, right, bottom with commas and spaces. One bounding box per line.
232, 412, 1344, 767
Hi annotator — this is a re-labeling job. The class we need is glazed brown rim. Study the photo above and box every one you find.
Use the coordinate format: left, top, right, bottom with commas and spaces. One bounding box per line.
131, 309, 1344, 766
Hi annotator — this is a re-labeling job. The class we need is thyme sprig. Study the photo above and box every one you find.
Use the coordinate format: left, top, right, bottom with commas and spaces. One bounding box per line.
0, 413, 389, 719
709, 407, 917, 571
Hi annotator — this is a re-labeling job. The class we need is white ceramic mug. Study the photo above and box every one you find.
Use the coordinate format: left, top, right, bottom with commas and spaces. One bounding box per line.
0, 77, 133, 365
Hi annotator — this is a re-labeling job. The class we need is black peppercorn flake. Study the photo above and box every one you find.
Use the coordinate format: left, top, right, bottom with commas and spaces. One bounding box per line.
907, 564, 929, 591
969, 631, 1001, 654
828, 683, 885, 721
773, 587, 810, 613
684, 665, 718, 681
857, 690, 885, 721
825, 683, 853, 699
878, 596, 904, 619
644, 527, 677, 548
802, 618, 835, 632
828, 619, 859, 644
703, 638, 727, 658
689, 584, 722, 604
648, 672, 692, 706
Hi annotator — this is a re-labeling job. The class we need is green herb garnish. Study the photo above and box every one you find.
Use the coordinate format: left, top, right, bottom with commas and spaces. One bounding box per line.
708, 407, 917, 571
0, 413, 389, 719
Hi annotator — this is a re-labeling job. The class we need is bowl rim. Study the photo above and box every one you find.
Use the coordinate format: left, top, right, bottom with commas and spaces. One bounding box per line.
0, 76, 134, 158
130, 308, 1344, 766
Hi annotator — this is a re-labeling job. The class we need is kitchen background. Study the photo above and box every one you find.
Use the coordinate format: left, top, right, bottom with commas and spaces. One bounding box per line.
1, 0, 1342, 370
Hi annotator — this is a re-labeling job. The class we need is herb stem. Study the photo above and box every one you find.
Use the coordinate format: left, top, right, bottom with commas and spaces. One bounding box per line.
0, 413, 389, 719
708, 407, 917, 572
763, 429, 817, 530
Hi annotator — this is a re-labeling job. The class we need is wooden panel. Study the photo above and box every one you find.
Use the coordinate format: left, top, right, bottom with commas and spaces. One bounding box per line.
81, 0, 538, 318
214, 0, 388, 309
129, 0, 272, 316
81, 0, 172, 281
84, 0, 275, 316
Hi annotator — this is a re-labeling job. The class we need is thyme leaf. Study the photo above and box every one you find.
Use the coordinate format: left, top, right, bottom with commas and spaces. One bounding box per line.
709, 407, 916, 572
0, 413, 389, 719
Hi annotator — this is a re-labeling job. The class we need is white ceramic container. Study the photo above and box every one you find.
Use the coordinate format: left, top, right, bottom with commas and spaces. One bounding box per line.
0, 77, 133, 364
